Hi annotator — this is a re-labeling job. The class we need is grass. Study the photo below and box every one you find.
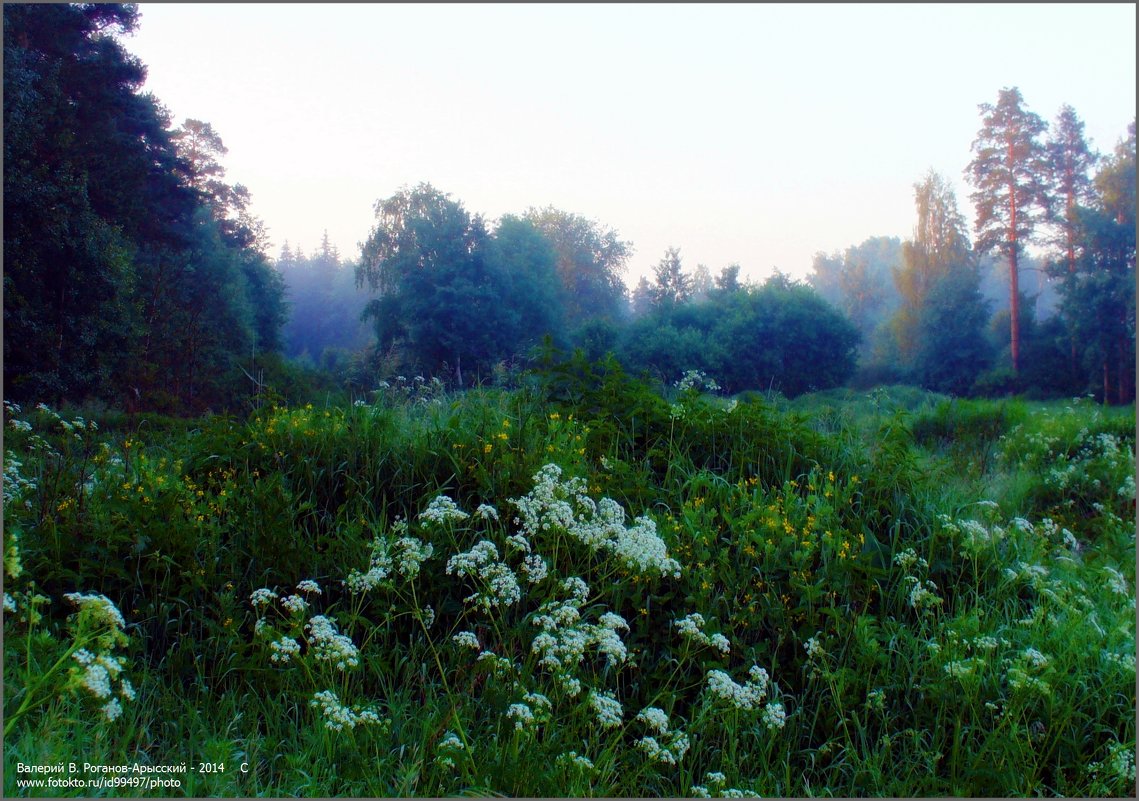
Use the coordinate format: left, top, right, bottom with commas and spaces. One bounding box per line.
2, 372, 1135, 797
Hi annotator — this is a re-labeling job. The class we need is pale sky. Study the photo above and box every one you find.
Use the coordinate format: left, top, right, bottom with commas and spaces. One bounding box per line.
124, 3, 1136, 286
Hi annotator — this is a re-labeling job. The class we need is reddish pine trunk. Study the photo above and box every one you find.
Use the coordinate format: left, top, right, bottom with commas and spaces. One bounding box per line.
1007, 143, 1020, 375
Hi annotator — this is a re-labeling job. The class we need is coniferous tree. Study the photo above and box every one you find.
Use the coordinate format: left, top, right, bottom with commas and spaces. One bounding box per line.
966, 87, 1051, 374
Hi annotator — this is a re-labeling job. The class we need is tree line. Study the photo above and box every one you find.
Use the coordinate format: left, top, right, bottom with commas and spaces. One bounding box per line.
4, 5, 1133, 411
4, 4, 286, 413
809, 89, 1135, 403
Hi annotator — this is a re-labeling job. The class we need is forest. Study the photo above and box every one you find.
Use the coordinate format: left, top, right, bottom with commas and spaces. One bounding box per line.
3, 4, 1135, 799
3, 6, 1135, 413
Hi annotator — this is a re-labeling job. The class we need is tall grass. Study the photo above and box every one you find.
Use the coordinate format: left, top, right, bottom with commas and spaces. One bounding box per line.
2, 374, 1134, 797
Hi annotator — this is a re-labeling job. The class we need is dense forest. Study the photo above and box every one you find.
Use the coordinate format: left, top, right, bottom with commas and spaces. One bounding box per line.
3, 4, 1135, 414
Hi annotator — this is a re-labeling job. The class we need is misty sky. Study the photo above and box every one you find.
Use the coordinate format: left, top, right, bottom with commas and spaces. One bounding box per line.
125, 3, 1136, 286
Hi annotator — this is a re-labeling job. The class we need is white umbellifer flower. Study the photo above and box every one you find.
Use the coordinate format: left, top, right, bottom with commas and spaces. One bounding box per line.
520, 553, 548, 584
119, 678, 136, 702
452, 631, 480, 650
102, 698, 123, 722
305, 615, 359, 670
805, 635, 825, 659
972, 636, 999, 652
1022, 647, 1050, 668
296, 579, 322, 594
439, 732, 465, 752
270, 636, 301, 663
675, 612, 707, 640
474, 504, 499, 521
79, 662, 113, 699
250, 588, 278, 609
393, 537, 434, 578
636, 706, 670, 734
556, 751, 596, 771
562, 576, 589, 602
589, 690, 623, 728
419, 495, 469, 525
3, 593, 15, 614
763, 702, 787, 730
705, 772, 727, 787
709, 633, 731, 655
281, 594, 308, 614
507, 533, 531, 554
506, 702, 535, 730
64, 592, 125, 629
510, 464, 682, 578
309, 689, 382, 731
706, 666, 772, 711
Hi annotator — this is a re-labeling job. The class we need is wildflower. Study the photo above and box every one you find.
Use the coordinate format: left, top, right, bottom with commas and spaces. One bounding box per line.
452, 631, 480, 650
392, 536, 434, 579
270, 637, 301, 663
419, 495, 469, 525
762, 702, 787, 730
102, 698, 123, 722
3, 593, 15, 614
804, 634, 825, 660
1022, 647, 1050, 668
281, 594, 308, 615
64, 592, 126, 630
556, 751, 596, 772
589, 690, 623, 728
520, 553, 548, 584
506, 702, 535, 731
636, 732, 691, 765
296, 579, 322, 595
636, 706, 671, 734
706, 668, 769, 711
310, 689, 383, 731
305, 615, 359, 670
474, 504, 499, 521
250, 588, 278, 609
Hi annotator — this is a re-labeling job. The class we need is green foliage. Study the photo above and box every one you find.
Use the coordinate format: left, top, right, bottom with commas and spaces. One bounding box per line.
619, 275, 859, 397
3, 367, 1134, 796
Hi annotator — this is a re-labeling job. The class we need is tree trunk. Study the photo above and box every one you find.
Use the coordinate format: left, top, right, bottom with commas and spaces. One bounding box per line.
1006, 150, 1020, 375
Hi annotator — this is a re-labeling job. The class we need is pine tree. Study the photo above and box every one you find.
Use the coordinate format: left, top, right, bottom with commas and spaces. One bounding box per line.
966, 87, 1051, 374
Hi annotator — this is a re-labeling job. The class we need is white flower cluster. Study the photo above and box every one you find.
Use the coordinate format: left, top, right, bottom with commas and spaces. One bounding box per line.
474, 504, 500, 521
506, 702, 536, 731
418, 494, 470, 525
296, 579, 322, 595
435, 732, 466, 769
64, 592, 126, 631
705, 665, 781, 721
3, 450, 37, 510
556, 751, 597, 772
269, 636, 301, 663
446, 540, 522, 611
691, 772, 761, 798
511, 464, 681, 578
281, 594, 308, 615
520, 553, 548, 584
250, 588, 278, 608
392, 536, 434, 579
588, 690, 623, 728
1101, 565, 1131, 598
66, 594, 134, 723
676, 369, 720, 394
892, 548, 928, 572
804, 634, 825, 660
310, 690, 383, 731
634, 706, 691, 765
305, 615, 360, 670
943, 659, 976, 679
904, 576, 943, 612
674, 612, 731, 655
452, 630, 480, 650
3, 593, 15, 614
531, 586, 630, 676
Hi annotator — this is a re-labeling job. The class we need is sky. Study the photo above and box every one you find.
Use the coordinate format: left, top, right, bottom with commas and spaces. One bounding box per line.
124, 3, 1136, 286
